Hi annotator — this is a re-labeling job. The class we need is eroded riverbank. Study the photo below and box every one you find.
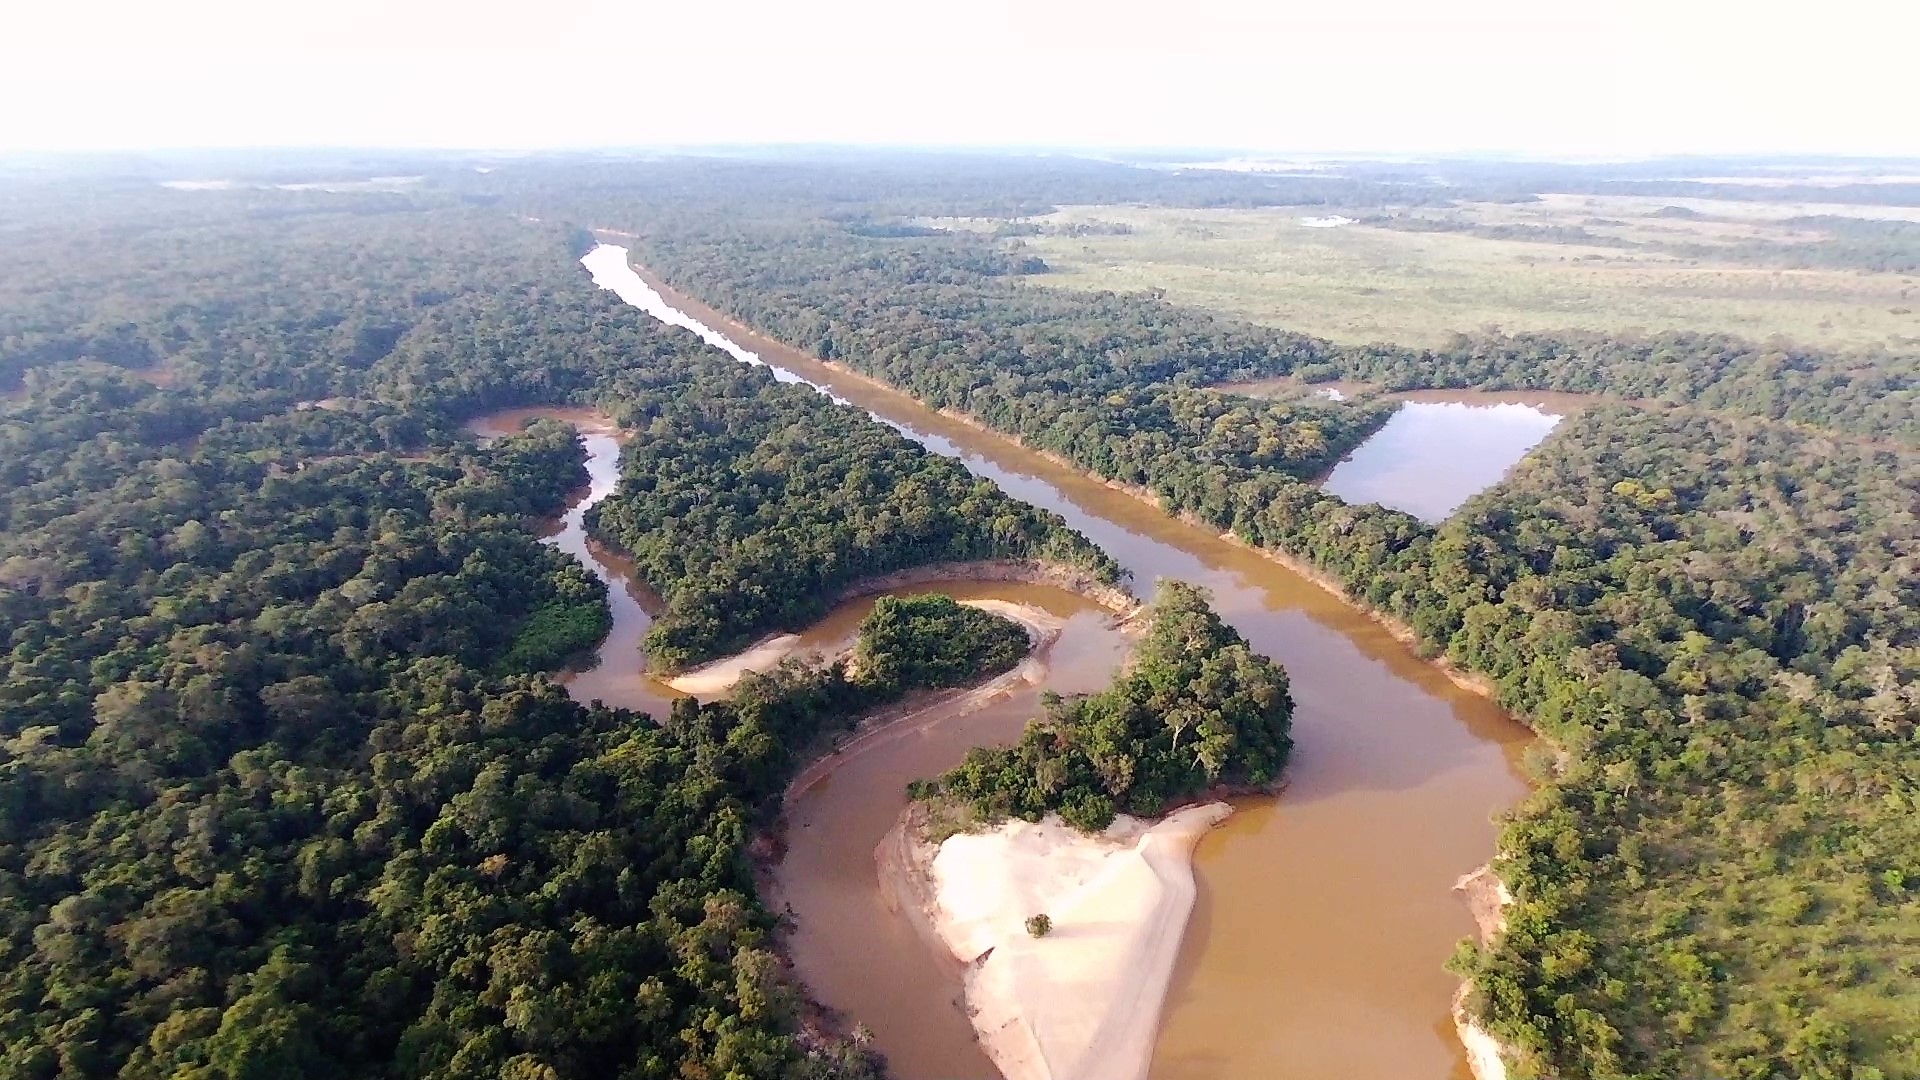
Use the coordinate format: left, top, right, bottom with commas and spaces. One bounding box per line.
590, 245, 1535, 1080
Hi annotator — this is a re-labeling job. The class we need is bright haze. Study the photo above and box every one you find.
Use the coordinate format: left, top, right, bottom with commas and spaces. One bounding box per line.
6, 0, 1917, 157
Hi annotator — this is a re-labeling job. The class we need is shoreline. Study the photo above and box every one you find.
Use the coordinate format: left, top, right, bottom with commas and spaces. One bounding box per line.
779, 597, 1083, 805
918, 402, 1505, 701
662, 559, 1138, 696
829, 559, 1138, 616
880, 802, 1232, 1080
1453, 863, 1520, 1080
754, 586, 1106, 1063
624, 252, 1540, 1074
664, 631, 807, 695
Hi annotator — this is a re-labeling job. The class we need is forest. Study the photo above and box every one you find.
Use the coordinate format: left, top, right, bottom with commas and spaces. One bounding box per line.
913, 581, 1292, 831
850, 595, 1031, 696
580, 348, 1117, 671
0, 187, 1117, 1079
610, 209, 1912, 444
3, 154, 1914, 1080
532, 161, 1917, 1080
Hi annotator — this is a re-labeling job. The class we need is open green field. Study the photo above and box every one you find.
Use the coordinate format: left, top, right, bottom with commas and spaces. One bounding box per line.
1001, 204, 1920, 350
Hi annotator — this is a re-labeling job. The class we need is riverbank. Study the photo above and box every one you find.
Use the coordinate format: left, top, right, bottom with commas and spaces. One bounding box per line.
830, 559, 1138, 615
1453, 864, 1519, 1080
624, 253, 1514, 707
663, 560, 1135, 697
881, 802, 1231, 1080
633, 253, 1498, 705
665, 632, 808, 695
925, 403, 1503, 701
781, 596, 1089, 803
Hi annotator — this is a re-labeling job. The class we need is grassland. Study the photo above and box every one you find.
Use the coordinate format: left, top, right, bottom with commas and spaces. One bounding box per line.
996, 202, 1920, 351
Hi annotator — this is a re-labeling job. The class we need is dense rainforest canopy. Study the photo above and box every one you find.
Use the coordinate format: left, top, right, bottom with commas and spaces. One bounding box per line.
0, 186, 1113, 1079
851, 594, 1031, 697
581, 354, 1117, 671
519, 160, 1918, 1080
2, 153, 1914, 1080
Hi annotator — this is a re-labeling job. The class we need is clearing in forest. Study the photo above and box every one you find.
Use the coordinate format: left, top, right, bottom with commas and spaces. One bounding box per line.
996, 203, 1920, 351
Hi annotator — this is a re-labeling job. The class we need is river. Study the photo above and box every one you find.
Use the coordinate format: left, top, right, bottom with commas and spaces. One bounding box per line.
468, 406, 682, 720
575, 243, 1533, 1080
467, 400, 1136, 1080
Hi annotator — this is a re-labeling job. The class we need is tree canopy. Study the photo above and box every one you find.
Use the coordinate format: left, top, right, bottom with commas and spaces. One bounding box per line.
0, 188, 1105, 1080
916, 582, 1294, 831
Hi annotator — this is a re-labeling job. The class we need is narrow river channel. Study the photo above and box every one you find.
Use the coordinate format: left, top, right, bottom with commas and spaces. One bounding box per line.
466, 404, 1135, 1080
575, 243, 1534, 1080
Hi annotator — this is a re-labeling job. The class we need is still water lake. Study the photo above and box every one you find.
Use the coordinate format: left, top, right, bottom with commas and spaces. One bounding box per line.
1320, 399, 1565, 522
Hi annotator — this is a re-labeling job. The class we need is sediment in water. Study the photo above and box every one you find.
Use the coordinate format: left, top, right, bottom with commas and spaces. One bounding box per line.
612, 248, 1538, 1080
830, 559, 1139, 615
663, 561, 1132, 697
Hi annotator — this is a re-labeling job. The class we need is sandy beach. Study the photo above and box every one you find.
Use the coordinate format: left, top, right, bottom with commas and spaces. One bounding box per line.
891, 802, 1231, 1080
1453, 864, 1517, 1080
664, 633, 809, 695
667, 599, 1063, 698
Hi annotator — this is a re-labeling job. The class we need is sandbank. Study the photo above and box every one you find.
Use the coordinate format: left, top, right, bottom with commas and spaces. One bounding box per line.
1453, 863, 1517, 1080
667, 598, 1064, 698
664, 633, 806, 695
899, 802, 1231, 1080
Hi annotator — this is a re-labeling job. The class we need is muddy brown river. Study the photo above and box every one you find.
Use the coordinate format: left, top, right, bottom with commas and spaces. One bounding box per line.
561, 244, 1534, 1080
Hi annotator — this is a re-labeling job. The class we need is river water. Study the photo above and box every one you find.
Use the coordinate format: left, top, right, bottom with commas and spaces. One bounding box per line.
467, 404, 1135, 1080
575, 244, 1533, 1080
467, 406, 683, 719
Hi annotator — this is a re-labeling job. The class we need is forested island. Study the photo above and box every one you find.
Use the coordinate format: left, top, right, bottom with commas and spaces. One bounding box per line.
915, 581, 1293, 831
890, 583, 1289, 1080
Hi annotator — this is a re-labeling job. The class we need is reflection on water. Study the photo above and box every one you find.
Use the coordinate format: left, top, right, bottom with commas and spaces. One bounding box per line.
1321, 401, 1563, 523
581, 245, 1535, 1080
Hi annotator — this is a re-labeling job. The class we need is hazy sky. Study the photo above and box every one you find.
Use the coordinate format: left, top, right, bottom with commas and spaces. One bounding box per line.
4, 0, 1915, 157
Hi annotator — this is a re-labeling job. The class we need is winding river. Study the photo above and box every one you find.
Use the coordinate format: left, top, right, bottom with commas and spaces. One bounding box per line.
467, 403, 1135, 1080
569, 243, 1533, 1080
468, 406, 681, 720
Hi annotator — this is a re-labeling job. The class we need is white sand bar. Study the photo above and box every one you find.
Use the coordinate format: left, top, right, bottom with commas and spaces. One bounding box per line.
1453, 864, 1517, 1080
664, 634, 804, 695
666, 599, 1063, 698
926, 802, 1231, 1080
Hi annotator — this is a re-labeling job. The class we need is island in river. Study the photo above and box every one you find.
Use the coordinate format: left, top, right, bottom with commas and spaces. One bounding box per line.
864, 582, 1295, 1076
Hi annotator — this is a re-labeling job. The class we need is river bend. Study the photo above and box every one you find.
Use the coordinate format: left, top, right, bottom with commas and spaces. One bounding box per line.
577, 243, 1533, 1080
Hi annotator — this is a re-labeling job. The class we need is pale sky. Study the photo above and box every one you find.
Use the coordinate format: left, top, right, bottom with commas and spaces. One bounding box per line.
3, 0, 1915, 157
